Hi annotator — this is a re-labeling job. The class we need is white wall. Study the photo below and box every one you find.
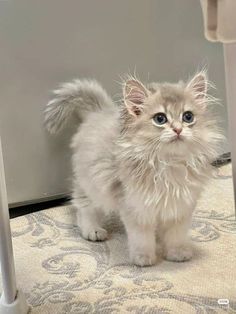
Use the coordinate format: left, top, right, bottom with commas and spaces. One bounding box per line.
0, 0, 228, 206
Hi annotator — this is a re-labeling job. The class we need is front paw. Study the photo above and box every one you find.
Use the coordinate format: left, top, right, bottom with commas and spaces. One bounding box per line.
165, 245, 192, 262
81, 227, 108, 242
131, 252, 157, 267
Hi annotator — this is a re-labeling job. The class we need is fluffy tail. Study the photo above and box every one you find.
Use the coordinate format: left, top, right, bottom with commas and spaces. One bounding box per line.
44, 79, 113, 134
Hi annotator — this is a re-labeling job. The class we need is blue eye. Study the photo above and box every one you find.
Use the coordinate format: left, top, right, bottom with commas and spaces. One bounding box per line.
153, 113, 167, 125
183, 111, 194, 123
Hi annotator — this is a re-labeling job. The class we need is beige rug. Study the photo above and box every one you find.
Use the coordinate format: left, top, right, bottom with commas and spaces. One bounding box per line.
9, 164, 236, 313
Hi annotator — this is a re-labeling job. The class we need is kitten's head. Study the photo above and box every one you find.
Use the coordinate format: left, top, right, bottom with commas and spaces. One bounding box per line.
121, 72, 223, 161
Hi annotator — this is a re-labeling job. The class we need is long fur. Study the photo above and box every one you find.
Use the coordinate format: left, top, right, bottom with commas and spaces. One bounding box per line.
45, 79, 113, 134
45, 73, 223, 266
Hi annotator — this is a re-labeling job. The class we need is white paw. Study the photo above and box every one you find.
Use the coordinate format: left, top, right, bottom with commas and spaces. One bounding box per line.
131, 252, 157, 267
165, 245, 193, 262
82, 227, 108, 242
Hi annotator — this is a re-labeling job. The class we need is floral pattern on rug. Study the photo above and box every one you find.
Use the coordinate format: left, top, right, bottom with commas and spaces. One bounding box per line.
10, 164, 236, 313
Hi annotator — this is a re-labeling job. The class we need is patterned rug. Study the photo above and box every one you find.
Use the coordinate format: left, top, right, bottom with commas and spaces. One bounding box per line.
9, 164, 236, 313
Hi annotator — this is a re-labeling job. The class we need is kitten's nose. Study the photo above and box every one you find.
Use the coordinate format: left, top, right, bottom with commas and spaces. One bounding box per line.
173, 127, 182, 135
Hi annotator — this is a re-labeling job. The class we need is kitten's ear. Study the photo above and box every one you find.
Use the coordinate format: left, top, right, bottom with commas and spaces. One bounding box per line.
123, 79, 149, 117
187, 72, 207, 103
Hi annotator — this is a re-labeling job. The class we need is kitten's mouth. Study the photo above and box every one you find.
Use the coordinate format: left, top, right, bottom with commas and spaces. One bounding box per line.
170, 136, 184, 143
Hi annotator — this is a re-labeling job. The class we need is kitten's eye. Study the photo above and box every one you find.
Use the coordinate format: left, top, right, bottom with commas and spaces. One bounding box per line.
183, 111, 194, 123
153, 113, 167, 125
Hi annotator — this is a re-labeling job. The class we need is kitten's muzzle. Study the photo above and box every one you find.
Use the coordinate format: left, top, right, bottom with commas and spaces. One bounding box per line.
170, 134, 184, 143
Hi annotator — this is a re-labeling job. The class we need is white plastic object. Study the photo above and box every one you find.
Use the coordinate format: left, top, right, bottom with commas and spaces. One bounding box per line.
0, 290, 29, 314
224, 43, 236, 213
0, 137, 29, 314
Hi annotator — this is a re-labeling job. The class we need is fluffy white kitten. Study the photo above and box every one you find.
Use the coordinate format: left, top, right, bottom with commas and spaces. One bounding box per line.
45, 72, 222, 266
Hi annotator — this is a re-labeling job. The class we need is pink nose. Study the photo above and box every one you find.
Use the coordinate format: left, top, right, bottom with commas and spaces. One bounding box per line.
173, 128, 182, 135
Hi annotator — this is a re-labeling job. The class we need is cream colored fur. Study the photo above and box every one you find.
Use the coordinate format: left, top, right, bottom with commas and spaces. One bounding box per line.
45, 73, 223, 266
